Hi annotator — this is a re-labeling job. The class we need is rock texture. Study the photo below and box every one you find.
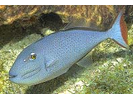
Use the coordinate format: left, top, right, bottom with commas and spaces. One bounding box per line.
0, 5, 132, 30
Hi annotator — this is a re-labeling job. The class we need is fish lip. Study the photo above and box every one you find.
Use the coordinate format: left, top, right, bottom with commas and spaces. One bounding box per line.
9, 75, 17, 79
22, 67, 41, 79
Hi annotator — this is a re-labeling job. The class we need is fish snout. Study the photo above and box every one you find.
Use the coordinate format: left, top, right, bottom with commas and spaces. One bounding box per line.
9, 74, 17, 78
9, 70, 19, 84
9, 68, 18, 79
9, 71, 18, 79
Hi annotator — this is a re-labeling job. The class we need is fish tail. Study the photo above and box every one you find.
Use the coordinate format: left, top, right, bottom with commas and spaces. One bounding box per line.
107, 10, 128, 48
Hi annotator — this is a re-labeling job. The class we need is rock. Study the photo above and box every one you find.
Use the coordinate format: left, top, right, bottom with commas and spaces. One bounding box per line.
0, 5, 132, 31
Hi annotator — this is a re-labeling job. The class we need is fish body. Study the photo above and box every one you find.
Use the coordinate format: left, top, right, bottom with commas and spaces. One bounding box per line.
9, 11, 128, 85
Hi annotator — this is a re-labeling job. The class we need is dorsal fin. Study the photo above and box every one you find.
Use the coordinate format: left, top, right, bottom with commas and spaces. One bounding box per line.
63, 17, 101, 31
63, 18, 88, 30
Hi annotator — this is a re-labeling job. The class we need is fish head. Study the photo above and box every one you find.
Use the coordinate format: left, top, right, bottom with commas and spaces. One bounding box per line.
9, 44, 46, 85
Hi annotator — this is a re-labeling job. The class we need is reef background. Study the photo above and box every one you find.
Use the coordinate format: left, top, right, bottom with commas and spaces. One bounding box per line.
0, 5, 133, 94
0, 5, 133, 29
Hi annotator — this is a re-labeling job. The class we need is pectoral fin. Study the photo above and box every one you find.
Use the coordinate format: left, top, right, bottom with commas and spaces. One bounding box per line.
76, 53, 93, 68
45, 58, 58, 70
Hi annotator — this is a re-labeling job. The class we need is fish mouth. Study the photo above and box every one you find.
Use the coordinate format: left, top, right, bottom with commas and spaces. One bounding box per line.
22, 67, 41, 79
9, 75, 17, 79
9, 67, 41, 80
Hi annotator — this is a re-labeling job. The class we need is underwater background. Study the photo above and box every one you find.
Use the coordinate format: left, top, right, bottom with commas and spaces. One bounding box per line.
0, 5, 133, 94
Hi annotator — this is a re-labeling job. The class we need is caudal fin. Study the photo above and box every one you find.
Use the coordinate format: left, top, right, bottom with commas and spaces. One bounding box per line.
108, 11, 128, 48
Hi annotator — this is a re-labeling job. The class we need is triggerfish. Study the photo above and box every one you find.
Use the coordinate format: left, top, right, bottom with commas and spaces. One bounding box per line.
9, 11, 128, 85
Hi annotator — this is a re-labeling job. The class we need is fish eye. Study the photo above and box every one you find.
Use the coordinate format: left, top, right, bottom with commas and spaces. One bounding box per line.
30, 52, 36, 60
23, 52, 37, 62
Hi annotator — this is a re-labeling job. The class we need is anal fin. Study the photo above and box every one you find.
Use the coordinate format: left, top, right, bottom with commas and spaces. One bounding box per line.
76, 53, 93, 68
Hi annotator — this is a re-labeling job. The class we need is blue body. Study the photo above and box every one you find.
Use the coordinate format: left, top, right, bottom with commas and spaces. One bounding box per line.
9, 11, 128, 85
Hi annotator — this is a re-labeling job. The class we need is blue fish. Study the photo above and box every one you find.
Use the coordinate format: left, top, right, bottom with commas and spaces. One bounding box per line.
9, 11, 128, 85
